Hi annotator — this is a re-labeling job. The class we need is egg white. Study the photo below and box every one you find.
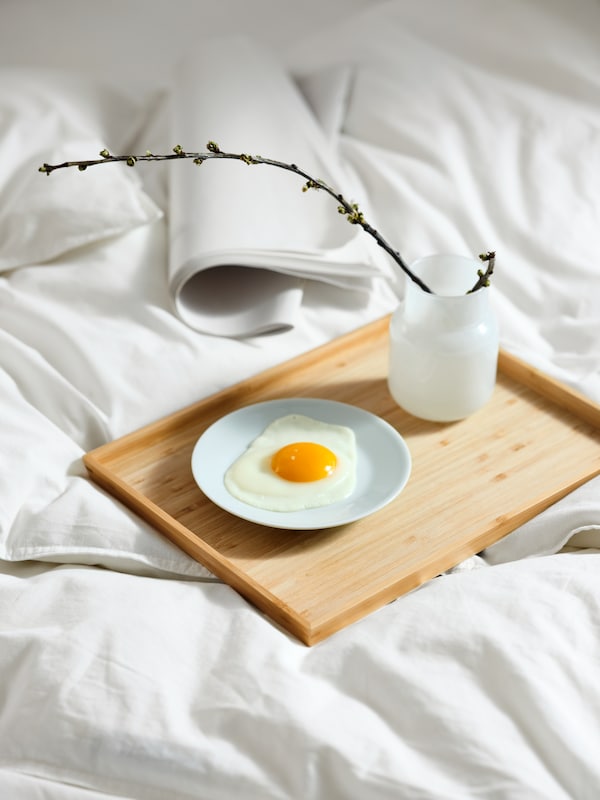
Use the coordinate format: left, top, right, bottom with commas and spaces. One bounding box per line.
224, 414, 357, 512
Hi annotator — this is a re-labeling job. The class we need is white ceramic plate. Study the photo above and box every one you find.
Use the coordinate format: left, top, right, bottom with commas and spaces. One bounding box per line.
191, 398, 411, 530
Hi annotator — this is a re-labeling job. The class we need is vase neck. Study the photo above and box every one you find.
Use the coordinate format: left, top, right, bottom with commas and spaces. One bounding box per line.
404, 254, 491, 330
405, 284, 488, 330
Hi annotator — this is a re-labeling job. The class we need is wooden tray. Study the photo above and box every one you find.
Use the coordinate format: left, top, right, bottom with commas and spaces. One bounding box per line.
83, 316, 600, 645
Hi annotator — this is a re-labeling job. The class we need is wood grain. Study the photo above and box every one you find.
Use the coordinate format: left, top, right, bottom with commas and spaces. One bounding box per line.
84, 316, 600, 645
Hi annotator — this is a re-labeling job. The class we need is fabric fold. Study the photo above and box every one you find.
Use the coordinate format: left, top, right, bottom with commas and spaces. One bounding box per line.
166, 36, 384, 337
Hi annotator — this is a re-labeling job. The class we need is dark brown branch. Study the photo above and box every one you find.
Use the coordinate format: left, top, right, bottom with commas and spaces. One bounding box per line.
39, 142, 494, 294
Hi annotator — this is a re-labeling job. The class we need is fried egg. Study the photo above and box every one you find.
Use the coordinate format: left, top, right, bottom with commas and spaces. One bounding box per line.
224, 414, 357, 512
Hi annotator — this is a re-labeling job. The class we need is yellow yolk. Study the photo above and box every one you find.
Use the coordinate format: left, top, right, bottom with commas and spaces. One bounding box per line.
271, 441, 337, 483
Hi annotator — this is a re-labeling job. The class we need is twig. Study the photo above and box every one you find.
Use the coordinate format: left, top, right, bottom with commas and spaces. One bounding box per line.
467, 251, 496, 293
39, 141, 494, 295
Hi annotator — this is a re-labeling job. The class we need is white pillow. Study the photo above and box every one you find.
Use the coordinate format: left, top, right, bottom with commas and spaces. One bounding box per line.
0, 67, 161, 271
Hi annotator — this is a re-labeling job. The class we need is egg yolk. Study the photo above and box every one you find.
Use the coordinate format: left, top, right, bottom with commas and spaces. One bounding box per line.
271, 441, 337, 482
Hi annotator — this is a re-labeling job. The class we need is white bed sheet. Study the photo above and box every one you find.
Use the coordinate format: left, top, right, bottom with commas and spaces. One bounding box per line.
1, 1, 599, 798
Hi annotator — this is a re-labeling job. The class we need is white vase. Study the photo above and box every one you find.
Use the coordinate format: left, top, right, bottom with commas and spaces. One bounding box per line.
388, 254, 499, 422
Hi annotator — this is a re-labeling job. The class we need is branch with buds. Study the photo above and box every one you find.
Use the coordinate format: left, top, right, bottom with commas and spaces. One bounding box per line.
39, 141, 495, 295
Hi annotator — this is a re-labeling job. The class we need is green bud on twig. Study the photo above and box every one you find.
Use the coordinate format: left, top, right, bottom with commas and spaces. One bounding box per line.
302, 178, 322, 192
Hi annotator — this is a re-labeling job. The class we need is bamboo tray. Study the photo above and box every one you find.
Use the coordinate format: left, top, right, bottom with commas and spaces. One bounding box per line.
83, 316, 600, 645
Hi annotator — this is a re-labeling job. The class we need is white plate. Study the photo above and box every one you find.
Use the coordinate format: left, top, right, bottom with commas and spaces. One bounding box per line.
191, 398, 411, 530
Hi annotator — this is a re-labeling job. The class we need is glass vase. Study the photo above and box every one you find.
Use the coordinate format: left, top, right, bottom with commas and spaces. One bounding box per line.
388, 254, 499, 422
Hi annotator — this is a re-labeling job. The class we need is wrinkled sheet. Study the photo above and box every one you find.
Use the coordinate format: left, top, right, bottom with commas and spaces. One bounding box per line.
1, 0, 600, 798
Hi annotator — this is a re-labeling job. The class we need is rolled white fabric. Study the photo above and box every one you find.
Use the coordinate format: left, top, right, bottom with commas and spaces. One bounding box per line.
166, 36, 386, 337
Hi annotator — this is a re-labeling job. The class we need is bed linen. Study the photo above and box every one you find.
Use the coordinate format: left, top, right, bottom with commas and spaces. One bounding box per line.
1, 0, 599, 798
